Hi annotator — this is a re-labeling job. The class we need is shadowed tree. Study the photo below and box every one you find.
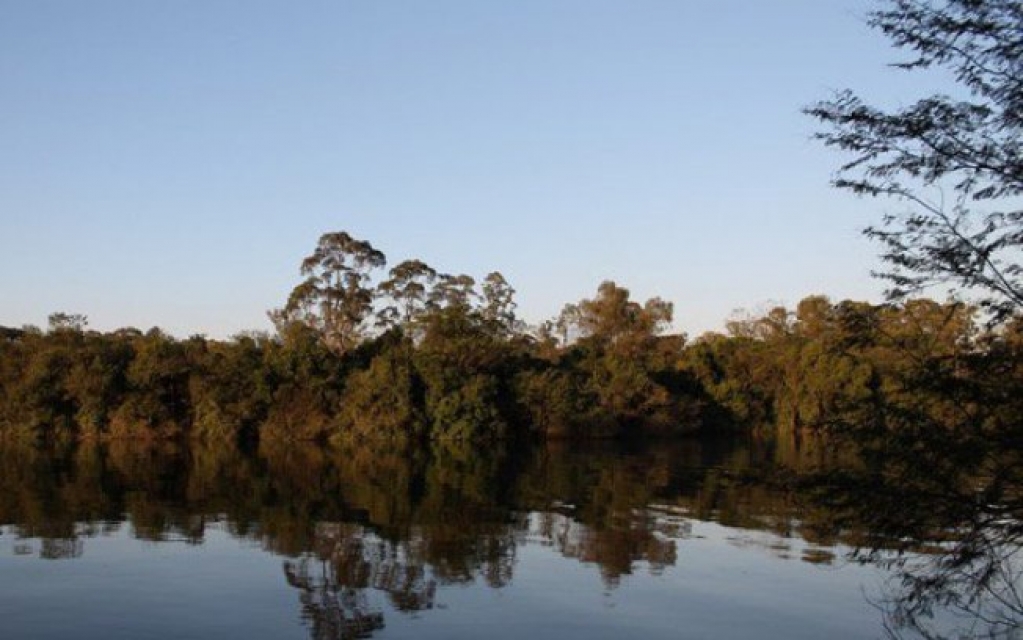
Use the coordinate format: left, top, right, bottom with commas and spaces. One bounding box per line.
575, 281, 673, 352
553, 302, 583, 347
429, 273, 477, 312
376, 259, 438, 336
273, 232, 387, 354
47, 312, 88, 333
480, 271, 518, 338
547, 281, 688, 436
806, 0, 1023, 322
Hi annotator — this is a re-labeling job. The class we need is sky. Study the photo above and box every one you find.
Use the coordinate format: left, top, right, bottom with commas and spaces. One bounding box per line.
0, 0, 954, 338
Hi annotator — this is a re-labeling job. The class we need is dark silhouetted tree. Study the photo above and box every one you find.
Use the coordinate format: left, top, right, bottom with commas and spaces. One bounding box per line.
807, 0, 1023, 321
376, 259, 438, 335
273, 232, 387, 354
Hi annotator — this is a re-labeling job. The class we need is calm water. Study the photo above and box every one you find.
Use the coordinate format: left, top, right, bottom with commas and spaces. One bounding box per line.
0, 438, 968, 639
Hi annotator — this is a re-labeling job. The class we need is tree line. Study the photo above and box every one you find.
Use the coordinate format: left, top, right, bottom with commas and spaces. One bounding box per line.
3, 0, 1021, 451
2, 229, 1020, 446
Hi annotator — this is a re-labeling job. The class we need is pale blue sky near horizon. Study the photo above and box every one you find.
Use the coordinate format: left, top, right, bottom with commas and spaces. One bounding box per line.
0, 0, 953, 338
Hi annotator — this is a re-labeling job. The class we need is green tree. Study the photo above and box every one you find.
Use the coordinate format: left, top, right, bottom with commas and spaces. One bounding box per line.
65, 333, 131, 438
189, 333, 272, 443
480, 271, 518, 338
376, 259, 438, 334
429, 273, 478, 312
109, 329, 191, 439
4, 334, 75, 440
335, 335, 427, 444
273, 231, 387, 354
259, 322, 341, 443
558, 281, 690, 435
414, 304, 512, 442
572, 281, 673, 350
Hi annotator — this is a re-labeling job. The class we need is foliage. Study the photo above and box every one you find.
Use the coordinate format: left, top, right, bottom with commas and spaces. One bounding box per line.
376, 259, 438, 335
334, 332, 426, 444
3, 230, 1020, 452
806, 0, 1023, 321
272, 231, 387, 354
804, 7, 1023, 632
1, 290, 1011, 447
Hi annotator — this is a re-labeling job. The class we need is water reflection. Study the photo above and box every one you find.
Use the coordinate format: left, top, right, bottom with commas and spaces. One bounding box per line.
0, 436, 1016, 639
285, 552, 389, 640
799, 429, 1023, 640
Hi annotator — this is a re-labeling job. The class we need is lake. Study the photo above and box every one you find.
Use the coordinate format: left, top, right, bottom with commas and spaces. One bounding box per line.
0, 437, 994, 639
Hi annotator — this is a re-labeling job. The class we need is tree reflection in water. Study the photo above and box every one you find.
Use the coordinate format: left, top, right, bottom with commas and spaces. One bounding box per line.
803, 430, 1023, 640
284, 554, 387, 640
0, 433, 1018, 639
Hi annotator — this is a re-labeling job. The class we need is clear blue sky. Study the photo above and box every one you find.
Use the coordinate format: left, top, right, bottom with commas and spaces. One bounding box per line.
0, 0, 950, 338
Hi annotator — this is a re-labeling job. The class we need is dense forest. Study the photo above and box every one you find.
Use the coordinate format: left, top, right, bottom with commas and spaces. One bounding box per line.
2, 230, 1021, 447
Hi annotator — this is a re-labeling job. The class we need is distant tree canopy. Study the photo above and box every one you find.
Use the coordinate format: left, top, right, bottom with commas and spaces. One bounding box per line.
2, 228, 1020, 448
270, 232, 387, 354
